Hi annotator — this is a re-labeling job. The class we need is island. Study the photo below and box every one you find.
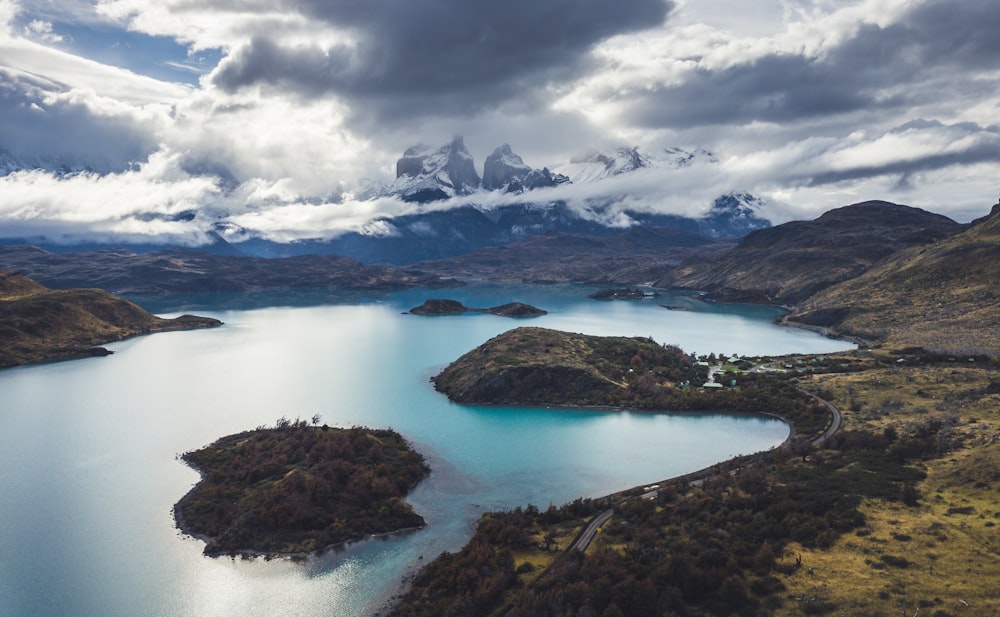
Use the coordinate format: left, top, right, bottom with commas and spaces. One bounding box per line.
174, 420, 429, 557
408, 298, 546, 317
0, 270, 222, 368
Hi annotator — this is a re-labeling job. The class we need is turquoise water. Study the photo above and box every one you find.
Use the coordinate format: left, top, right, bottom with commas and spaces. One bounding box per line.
0, 286, 852, 616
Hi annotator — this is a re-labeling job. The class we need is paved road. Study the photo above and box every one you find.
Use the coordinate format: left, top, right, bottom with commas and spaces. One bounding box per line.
801, 388, 843, 447
570, 508, 615, 551
567, 389, 844, 553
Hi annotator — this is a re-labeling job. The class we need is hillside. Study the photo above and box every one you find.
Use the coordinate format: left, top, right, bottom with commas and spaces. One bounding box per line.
432, 327, 700, 406
788, 202, 1000, 354
661, 201, 961, 305
0, 271, 221, 368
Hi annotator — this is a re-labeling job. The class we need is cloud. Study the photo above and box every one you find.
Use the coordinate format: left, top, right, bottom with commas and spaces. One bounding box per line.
0, 66, 164, 171
0, 149, 221, 244
207, 0, 674, 123
604, 0, 1000, 130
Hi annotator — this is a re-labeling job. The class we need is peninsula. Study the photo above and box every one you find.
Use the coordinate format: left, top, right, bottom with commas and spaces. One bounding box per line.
174, 421, 429, 557
0, 270, 221, 368
433, 327, 837, 439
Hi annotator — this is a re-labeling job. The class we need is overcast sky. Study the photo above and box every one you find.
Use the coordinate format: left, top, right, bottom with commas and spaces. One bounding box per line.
1, 0, 998, 246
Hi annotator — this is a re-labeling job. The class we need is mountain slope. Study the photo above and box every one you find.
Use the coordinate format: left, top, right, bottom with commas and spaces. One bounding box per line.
662, 201, 961, 304
787, 202, 1000, 353
0, 271, 221, 368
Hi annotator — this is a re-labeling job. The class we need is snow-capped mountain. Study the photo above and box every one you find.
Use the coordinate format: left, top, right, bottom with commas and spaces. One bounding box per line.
0, 148, 113, 177
237, 140, 769, 263
390, 136, 481, 203
482, 144, 570, 193
554, 146, 717, 183
701, 192, 772, 239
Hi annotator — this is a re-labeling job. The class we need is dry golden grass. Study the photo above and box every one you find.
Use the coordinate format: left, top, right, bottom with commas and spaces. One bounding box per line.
776, 363, 1000, 616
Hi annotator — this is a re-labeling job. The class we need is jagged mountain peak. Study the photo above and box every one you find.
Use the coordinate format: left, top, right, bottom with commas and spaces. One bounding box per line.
391, 136, 481, 203
483, 144, 568, 193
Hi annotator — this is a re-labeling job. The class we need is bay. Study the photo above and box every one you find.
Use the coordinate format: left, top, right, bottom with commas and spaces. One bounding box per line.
0, 285, 852, 616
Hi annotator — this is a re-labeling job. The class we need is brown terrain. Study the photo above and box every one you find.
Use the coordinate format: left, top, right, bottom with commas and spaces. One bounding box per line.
0, 270, 221, 368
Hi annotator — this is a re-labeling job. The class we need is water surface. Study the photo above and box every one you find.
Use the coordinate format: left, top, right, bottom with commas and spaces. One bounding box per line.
0, 286, 852, 616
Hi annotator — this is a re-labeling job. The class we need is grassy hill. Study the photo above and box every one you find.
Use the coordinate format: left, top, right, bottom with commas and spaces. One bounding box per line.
0, 270, 221, 368
661, 201, 961, 305
788, 204, 1000, 354
432, 327, 705, 406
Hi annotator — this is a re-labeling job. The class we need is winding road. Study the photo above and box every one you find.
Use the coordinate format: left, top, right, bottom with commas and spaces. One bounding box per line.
569, 387, 843, 552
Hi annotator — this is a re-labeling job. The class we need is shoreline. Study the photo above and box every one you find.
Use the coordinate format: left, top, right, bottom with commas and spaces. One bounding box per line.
0, 315, 222, 371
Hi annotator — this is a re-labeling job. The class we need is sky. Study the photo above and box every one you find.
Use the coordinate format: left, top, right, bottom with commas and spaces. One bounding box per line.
0, 0, 998, 246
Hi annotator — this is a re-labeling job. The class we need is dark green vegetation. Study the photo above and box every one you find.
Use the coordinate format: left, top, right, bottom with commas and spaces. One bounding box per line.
662, 201, 961, 305
433, 327, 830, 436
175, 421, 429, 557
789, 202, 1000, 354
388, 434, 929, 617
391, 357, 1000, 617
0, 270, 221, 368
408, 299, 546, 317
0, 245, 457, 295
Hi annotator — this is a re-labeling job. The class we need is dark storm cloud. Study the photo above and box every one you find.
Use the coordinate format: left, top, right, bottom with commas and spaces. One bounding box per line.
211, 0, 673, 118
625, 0, 1000, 128
0, 72, 158, 171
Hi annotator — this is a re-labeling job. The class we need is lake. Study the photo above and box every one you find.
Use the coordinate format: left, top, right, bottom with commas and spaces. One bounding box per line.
0, 285, 852, 617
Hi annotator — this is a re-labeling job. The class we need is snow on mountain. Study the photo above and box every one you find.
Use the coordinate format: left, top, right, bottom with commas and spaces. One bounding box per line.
390, 136, 481, 203
482, 144, 532, 190
554, 146, 717, 183
0, 148, 113, 177
482, 144, 570, 193
700, 192, 771, 238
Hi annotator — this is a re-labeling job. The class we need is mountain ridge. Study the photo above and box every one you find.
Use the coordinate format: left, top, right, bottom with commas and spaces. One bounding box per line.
786, 199, 1000, 353
661, 200, 962, 305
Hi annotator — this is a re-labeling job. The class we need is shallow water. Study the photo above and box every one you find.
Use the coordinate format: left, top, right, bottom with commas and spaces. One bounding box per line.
0, 285, 852, 616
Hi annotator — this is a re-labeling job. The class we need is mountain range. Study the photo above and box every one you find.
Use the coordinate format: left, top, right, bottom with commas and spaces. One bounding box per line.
236, 139, 769, 264
1, 138, 770, 265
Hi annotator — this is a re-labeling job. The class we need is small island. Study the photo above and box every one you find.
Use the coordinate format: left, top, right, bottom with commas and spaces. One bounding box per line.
408, 298, 546, 317
174, 420, 429, 557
